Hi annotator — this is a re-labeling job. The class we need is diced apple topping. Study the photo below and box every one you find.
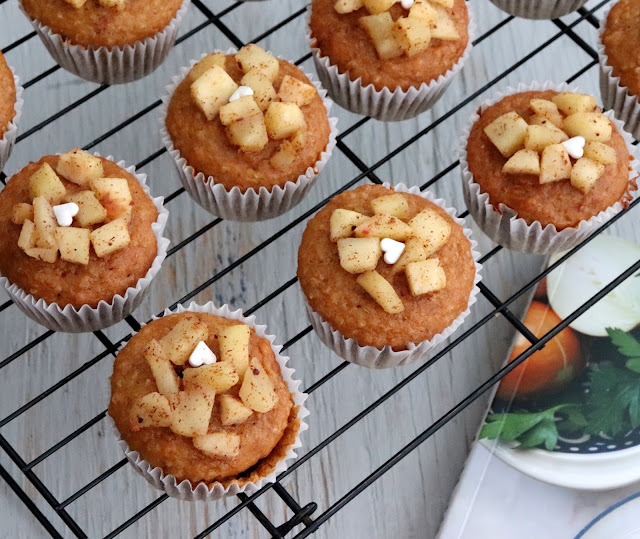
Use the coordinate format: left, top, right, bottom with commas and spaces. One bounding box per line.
406, 258, 446, 296
219, 324, 251, 377
529, 99, 564, 128
264, 102, 306, 140
98, 0, 125, 9
370, 193, 410, 219
24, 248, 58, 263
12, 203, 33, 225
55, 227, 90, 265
90, 177, 132, 221
183, 362, 240, 394
191, 66, 239, 121
360, 13, 403, 60
551, 92, 597, 116
130, 392, 172, 431
409, 2, 438, 25
189, 53, 227, 82
430, 0, 454, 7
354, 213, 414, 241
159, 315, 209, 366
334, 0, 363, 13
563, 112, 612, 143
539, 143, 572, 184
193, 432, 241, 458
583, 141, 617, 165
62, 0, 87, 7
66, 190, 108, 228
430, 4, 460, 40
18, 220, 36, 251
277, 75, 317, 107
362, 0, 395, 14
90, 218, 130, 257
219, 96, 262, 126
236, 44, 280, 82
338, 237, 382, 273
169, 388, 215, 438
393, 17, 431, 57
239, 359, 278, 413
502, 149, 540, 176
32, 196, 58, 250
356, 270, 404, 313
408, 208, 451, 254
269, 146, 296, 171
145, 339, 181, 397
523, 123, 568, 153
330, 209, 369, 241
570, 157, 604, 194
56, 149, 104, 187
240, 71, 276, 112
227, 112, 269, 152
392, 236, 431, 273
219, 394, 253, 426
29, 163, 66, 202
484, 112, 528, 158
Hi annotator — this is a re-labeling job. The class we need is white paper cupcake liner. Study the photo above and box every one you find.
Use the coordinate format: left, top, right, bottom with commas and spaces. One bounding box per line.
0, 154, 170, 333
307, 5, 475, 122
302, 182, 482, 369
0, 66, 23, 174
160, 49, 338, 221
487, 0, 587, 19
18, 0, 189, 85
109, 301, 309, 501
459, 81, 639, 255
597, 4, 640, 141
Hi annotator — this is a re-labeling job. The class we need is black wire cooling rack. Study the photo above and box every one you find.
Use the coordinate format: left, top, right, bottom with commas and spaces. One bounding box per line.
0, 0, 639, 537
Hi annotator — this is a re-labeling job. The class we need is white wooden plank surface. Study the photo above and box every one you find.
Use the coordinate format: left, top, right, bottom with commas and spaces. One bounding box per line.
0, 1, 632, 538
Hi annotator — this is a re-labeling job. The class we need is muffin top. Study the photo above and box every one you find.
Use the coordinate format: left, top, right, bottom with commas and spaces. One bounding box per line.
466, 90, 633, 230
0, 151, 158, 307
109, 311, 296, 484
297, 184, 476, 350
310, 0, 469, 91
0, 53, 16, 139
20, 0, 183, 48
602, 0, 640, 98
165, 45, 331, 193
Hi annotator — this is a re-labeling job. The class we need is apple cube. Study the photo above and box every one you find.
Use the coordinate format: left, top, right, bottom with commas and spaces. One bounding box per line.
18, 220, 36, 251
24, 248, 58, 263
584, 141, 617, 165
219, 394, 253, 426
182, 362, 240, 394
219, 96, 262, 126
63, 0, 87, 7
409, 1, 438, 25
360, 13, 404, 60
239, 359, 278, 413
392, 236, 432, 273
430, 5, 460, 40
338, 237, 382, 274
405, 258, 446, 296
551, 92, 597, 116
159, 315, 209, 366
219, 324, 250, 377
362, 0, 395, 14
29, 163, 66, 202
99, 0, 125, 8
55, 227, 90, 265
169, 388, 215, 438
277, 75, 317, 107
529, 99, 564, 128
393, 17, 431, 57
502, 149, 541, 176
330, 208, 369, 241
356, 270, 404, 314
227, 112, 269, 152
408, 208, 451, 253
570, 157, 604, 194
191, 65, 238, 121
188, 53, 227, 82
372, 34, 404, 60
370, 193, 410, 219
32, 196, 58, 250
193, 431, 241, 458
539, 144, 572, 184
354, 213, 414, 241
90, 218, 130, 257
241, 71, 276, 112
483, 112, 528, 158
145, 339, 181, 396
265, 102, 306, 140
66, 190, 107, 228
12, 203, 33, 225
91, 177, 132, 221
235, 44, 279, 82
523, 123, 568, 152
130, 392, 172, 431
56, 149, 104, 187
430, 0, 454, 7
334, 0, 363, 13
563, 112, 612, 143
270, 146, 297, 171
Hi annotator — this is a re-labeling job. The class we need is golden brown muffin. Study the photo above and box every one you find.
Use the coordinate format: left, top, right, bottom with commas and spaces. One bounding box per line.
310, 0, 469, 92
0, 155, 158, 307
21, 0, 183, 48
0, 52, 16, 139
109, 312, 299, 484
466, 90, 633, 230
166, 54, 331, 193
602, 0, 640, 98
297, 184, 476, 350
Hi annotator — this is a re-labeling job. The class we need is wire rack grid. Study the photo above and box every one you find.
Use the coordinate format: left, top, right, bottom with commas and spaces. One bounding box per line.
0, 0, 638, 537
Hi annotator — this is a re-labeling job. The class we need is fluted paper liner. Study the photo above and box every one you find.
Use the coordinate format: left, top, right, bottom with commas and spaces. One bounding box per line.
597, 3, 640, 141
459, 81, 638, 255
160, 49, 338, 221
487, 0, 587, 19
0, 66, 23, 173
0, 154, 169, 332
302, 183, 482, 369
307, 5, 475, 121
109, 301, 309, 501
18, 0, 189, 85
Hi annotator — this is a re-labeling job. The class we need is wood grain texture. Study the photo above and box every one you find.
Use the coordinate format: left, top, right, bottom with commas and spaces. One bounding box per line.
0, 1, 631, 538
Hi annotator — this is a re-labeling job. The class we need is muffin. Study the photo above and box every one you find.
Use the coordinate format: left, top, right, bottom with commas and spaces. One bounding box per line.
487, 0, 587, 20
309, 0, 473, 121
162, 44, 337, 221
19, 0, 189, 84
109, 303, 307, 499
297, 183, 480, 368
0, 52, 23, 173
0, 149, 168, 332
461, 83, 638, 254
599, 0, 640, 140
